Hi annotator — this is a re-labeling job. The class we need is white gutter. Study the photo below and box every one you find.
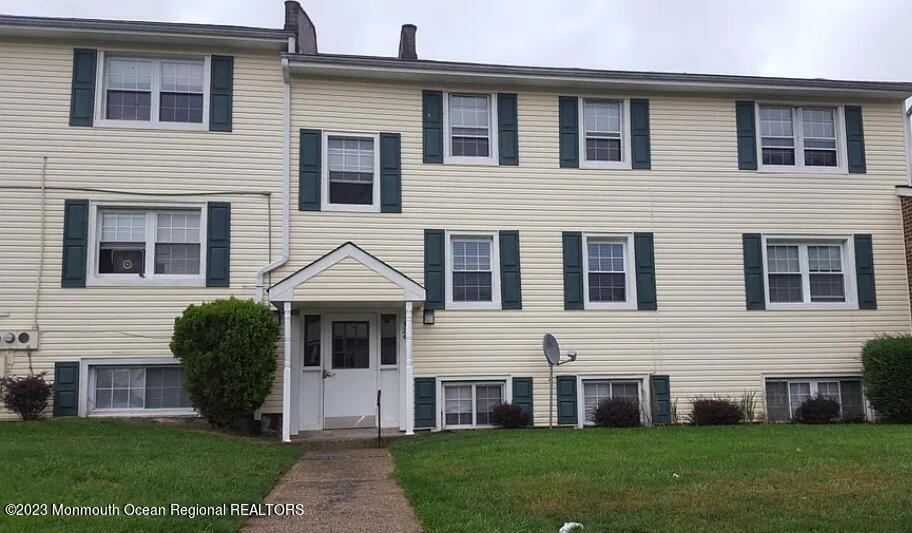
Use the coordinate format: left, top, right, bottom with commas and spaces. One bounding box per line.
255, 56, 292, 302
905, 102, 912, 184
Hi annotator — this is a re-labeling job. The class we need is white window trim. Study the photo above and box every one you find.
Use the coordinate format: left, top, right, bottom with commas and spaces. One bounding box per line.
85, 201, 207, 287
580, 378, 644, 426
578, 97, 633, 170
582, 233, 637, 310
93, 50, 211, 131
443, 92, 499, 166
763, 375, 868, 421
761, 234, 857, 310
575, 374, 649, 428
755, 103, 848, 174
379, 311, 401, 370
321, 131, 382, 213
438, 378, 509, 430
78, 357, 196, 417
445, 231, 501, 310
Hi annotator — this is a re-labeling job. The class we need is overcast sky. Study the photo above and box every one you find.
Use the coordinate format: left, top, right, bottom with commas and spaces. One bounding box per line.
1, 0, 910, 82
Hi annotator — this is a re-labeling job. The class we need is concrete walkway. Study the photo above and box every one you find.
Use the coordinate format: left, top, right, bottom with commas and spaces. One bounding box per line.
243, 448, 423, 533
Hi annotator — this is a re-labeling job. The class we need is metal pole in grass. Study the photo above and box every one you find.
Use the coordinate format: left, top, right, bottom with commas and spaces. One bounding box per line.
543, 334, 577, 429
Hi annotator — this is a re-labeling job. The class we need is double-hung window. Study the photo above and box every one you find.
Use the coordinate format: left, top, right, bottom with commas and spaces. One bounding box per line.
443, 381, 504, 428
100, 54, 208, 128
90, 205, 205, 286
764, 238, 853, 308
444, 93, 497, 164
582, 235, 636, 309
583, 380, 641, 423
322, 132, 380, 211
758, 104, 843, 171
765, 378, 866, 422
446, 233, 500, 308
579, 98, 630, 169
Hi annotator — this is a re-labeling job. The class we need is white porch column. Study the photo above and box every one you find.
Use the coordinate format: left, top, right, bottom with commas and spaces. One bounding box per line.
404, 301, 415, 435
282, 301, 292, 443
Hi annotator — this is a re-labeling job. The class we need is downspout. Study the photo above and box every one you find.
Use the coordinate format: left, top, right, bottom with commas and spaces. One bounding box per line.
905, 102, 912, 184
255, 55, 292, 302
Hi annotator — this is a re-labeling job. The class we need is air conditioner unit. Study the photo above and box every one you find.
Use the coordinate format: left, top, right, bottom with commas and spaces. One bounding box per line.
0, 330, 39, 350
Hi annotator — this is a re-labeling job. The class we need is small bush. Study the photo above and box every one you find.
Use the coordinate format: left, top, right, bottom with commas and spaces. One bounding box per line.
170, 298, 279, 428
690, 397, 742, 426
739, 390, 758, 423
592, 398, 641, 428
1, 373, 51, 420
793, 396, 841, 424
491, 403, 530, 428
862, 335, 912, 423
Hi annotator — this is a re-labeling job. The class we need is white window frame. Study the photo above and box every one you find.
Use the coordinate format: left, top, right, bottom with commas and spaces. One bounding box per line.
443, 92, 499, 166
582, 233, 637, 310
85, 201, 207, 287
93, 51, 211, 131
579, 97, 632, 170
763, 375, 867, 422
321, 131, 381, 213
78, 357, 196, 417
755, 103, 848, 174
761, 235, 857, 310
445, 231, 501, 310
575, 374, 648, 428
440, 379, 507, 429
581, 379, 643, 425
378, 312, 400, 369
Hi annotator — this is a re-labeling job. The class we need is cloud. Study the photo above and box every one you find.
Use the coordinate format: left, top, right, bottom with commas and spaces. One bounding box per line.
1, 0, 910, 81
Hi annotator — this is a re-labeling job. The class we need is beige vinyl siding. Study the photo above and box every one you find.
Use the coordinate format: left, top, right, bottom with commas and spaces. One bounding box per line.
292, 257, 406, 301
268, 77, 911, 422
0, 39, 285, 417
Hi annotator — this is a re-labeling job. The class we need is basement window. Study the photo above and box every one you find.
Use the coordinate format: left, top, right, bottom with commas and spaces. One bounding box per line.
89, 364, 192, 414
765, 378, 866, 422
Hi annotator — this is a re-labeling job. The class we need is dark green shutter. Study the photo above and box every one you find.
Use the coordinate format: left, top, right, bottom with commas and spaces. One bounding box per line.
69, 48, 97, 127
650, 375, 671, 425
556, 375, 577, 425
743, 233, 765, 310
53, 362, 79, 417
634, 232, 657, 310
299, 129, 321, 211
209, 55, 234, 132
845, 106, 867, 174
559, 96, 579, 168
512, 377, 533, 425
499, 230, 522, 309
380, 132, 402, 213
498, 93, 519, 166
424, 229, 445, 310
206, 202, 230, 287
61, 199, 89, 288
414, 377, 436, 428
422, 90, 443, 164
735, 101, 758, 170
562, 232, 583, 310
630, 99, 651, 170
854, 234, 876, 309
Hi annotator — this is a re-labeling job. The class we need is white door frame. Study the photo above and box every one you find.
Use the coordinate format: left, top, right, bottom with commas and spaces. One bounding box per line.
321, 313, 379, 429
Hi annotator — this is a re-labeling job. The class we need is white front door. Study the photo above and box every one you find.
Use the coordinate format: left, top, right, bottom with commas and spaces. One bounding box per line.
322, 314, 377, 429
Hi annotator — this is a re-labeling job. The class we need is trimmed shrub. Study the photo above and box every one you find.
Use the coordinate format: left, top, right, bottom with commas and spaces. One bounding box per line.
170, 298, 279, 428
793, 396, 841, 424
862, 335, 912, 423
1, 373, 51, 420
690, 397, 742, 426
491, 402, 530, 428
592, 398, 641, 428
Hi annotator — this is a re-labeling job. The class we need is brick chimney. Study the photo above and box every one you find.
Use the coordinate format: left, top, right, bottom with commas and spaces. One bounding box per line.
284, 0, 317, 54
398, 24, 417, 60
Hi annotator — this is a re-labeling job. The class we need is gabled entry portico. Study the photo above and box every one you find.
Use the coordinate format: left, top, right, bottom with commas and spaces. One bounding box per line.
270, 242, 425, 442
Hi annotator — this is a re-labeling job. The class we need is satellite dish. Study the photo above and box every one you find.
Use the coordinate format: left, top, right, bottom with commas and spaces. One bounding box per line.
543, 334, 561, 365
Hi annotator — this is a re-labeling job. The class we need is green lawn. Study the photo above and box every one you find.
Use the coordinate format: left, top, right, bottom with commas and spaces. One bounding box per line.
0, 419, 303, 532
391, 425, 912, 533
